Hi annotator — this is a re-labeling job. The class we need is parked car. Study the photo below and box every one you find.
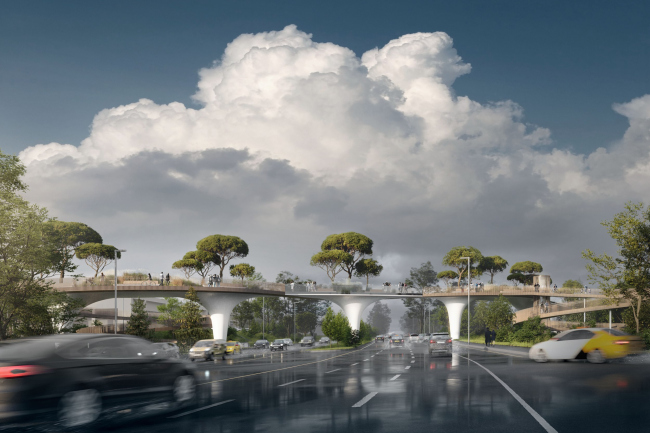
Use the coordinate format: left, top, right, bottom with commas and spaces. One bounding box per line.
300, 336, 315, 347
254, 339, 269, 349
319, 337, 330, 345
0, 334, 197, 429
152, 342, 180, 359
529, 328, 643, 363
429, 333, 452, 356
224, 341, 242, 355
270, 339, 288, 351
189, 339, 226, 361
283, 338, 294, 346
390, 334, 405, 347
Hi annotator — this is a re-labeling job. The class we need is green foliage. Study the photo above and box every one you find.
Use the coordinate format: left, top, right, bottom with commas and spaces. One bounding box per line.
196, 234, 248, 278
510, 261, 543, 275
172, 258, 202, 280
478, 256, 509, 284
43, 221, 102, 281
507, 273, 532, 286
125, 298, 151, 338
231, 300, 256, 329
75, 243, 120, 277
174, 287, 207, 352
296, 312, 317, 335
622, 303, 650, 333
477, 295, 514, 330
354, 258, 383, 286
13, 290, 86, 337
442, 246, 483, 288
358, 320, 376, 342
563, 279, 584, 289
347, 329, 361, 346
276, 271, 301, 284
366, 301, 391, 334
229, 263, 256, 283
437, 270, 458, 289
227, 326, 238, 341
401, 298, 437, 333
321, 307, 351, 345
321, 232, 373, 279
511, 316, 552, 344
310, 250, 353, 282
183, 250, 219, 282
408, 261, 438, 289
0, 150, 27, 193
156, 297, 183, 327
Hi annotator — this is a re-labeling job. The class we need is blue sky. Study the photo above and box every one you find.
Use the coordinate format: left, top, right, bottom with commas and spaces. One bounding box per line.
3, 0, 649, 156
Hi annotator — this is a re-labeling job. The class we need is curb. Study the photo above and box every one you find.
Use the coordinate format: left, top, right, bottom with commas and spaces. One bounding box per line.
456, 341, 530, 358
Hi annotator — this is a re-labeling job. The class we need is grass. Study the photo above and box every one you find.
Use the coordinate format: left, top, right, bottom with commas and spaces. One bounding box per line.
463, 336, 537, 348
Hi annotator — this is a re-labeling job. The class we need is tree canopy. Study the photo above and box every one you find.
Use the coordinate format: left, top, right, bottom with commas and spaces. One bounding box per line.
183, 250, 219, 283
197, 235, 248, 278
354, 258, 383, 287
407, 261, 438, 290
478, 256, 509, 284
43, 221, 103, 282
442, 246, 483, 289
125, 298, 151, 338
230, 263, 256, 284
172, 258, 203, 280
366, 301, 391, 334
437, 270, 459, 289
75, 243, 121, 277
310, 250, 352, 282
321, 232, 373, 279
563, 279, 584, 289
510, 261, 543, 275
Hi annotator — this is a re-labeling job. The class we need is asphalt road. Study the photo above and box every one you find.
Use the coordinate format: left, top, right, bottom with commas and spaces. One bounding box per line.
72, 342, 650, 432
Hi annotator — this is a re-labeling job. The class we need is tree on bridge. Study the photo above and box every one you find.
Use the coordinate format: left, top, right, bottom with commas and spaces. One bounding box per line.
44, 221, 103, 282
406, 261, 439, 291
172, 258, 203, 280
197, 235, 248, 279
478, 256, 509, 284
583, 201, 650, 333
75, 243, 121, 278
354, 258, 383, 288
230, 263, 256, 284
437, 270, 458, 290
563, 279, 583, 289
183, 250, 220, 284
508, 261, 543, 286
442, 246, 483, 290
310, 250, 352, 282
320, 232, 373, 280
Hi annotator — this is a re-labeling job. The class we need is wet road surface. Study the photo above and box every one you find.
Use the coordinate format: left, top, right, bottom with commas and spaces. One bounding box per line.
53, 342, 650, 432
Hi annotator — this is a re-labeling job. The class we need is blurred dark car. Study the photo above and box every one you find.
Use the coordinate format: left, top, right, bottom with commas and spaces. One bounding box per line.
270, 339, 287, 351
152, 342, 180, 359
254, 339, 270, 349
375, 335, 384, 342
0, 334, 197, 429
390, 335, 405, 346
300, 336, 315, 347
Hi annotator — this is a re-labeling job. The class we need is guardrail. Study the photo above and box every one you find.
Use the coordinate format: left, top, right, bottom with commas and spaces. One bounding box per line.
423, 285, 603, 296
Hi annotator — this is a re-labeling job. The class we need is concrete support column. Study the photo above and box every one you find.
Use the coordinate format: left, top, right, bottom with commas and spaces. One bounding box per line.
198, 293, 252, 340
439, 297, 468, 341
328, 297, 378, 330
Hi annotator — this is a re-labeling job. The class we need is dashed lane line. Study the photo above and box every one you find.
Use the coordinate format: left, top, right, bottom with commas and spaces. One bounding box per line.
389, 374, 400, 381
278, 379, 305, 387
168, 399, 235, 418
458, 355, 558, 433
410, 361, 415, 363
404, 366, 411, 370
352, 392, 378, 407
350, 363, 359, 366
325, 369, 341, 374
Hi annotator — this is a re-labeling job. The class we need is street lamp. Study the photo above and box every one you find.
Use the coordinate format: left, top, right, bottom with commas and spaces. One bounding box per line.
114, 249, 126, 334
459, 257, 471, 346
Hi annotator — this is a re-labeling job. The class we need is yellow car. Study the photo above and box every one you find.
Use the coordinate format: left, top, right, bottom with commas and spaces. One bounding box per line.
529, 328, 643, 363
224, 341, 242, 355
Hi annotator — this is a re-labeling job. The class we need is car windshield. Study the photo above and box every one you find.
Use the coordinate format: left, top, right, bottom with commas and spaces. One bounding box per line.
255, 340, 266, 344
225, 342, 236, 346
274, 340, 285, 343
194, 341, 214, 347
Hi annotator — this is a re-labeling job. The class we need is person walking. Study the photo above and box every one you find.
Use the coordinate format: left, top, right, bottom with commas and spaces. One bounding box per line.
165, 273, 170, 286
160, 272, 164, 286
485, 327, 491, 347
491, 329, 497, 346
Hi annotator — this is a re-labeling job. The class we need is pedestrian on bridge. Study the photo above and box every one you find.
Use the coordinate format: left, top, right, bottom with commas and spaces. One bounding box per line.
165, 273, 170, 286
159, 272, 164, 286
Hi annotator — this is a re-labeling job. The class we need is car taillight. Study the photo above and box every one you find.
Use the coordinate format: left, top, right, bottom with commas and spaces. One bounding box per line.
429, 340, 434, 343
614, 340, 630, 345
0, 365, 49, 378
447, 339, 452, 343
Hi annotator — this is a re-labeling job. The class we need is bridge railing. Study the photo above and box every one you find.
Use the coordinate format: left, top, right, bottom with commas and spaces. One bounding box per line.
285, 282, 422, 295
423, 285, 602, 296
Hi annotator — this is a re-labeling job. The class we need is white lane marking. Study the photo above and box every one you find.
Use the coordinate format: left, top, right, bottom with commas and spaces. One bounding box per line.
390, 374, 401, 381
325, 368, 341, 374
371, 355, 375, 358
278, 379, 305, 387
410, 361, 415, 363
168, 399, 235, 418
352, 392, 378, 407
458, 355, 558, 433
405, 366, 411, 370
364, 358, 369, 361
350, 363, 359, 366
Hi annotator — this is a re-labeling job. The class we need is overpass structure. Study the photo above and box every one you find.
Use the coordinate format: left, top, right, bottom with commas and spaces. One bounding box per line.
55, 283, 617, 341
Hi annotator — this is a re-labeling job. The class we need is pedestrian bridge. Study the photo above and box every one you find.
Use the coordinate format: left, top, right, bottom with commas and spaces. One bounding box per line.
514, 298, 631, 323
53, 281, 611, 341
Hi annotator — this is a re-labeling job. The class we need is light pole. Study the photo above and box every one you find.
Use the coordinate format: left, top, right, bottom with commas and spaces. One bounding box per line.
114, 249, 126, 334
460, 257, 471, 346
262, 297, 265, 340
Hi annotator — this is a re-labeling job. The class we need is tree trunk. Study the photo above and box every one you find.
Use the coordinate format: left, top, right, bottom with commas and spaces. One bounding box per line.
490, 273, 494, 284
634, 296, 641, 334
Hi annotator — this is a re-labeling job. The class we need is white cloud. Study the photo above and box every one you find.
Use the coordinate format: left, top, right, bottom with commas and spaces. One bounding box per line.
17, 25, 650, 286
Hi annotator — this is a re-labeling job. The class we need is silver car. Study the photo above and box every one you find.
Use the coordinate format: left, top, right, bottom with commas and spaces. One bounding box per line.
429, 333, 452, 356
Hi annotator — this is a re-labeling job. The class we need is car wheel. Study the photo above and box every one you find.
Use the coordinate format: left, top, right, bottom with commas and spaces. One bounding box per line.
58, 388, 102, 428
587, 349, 606, 364
534, 349, 548, 363
207, 354, 213, 362
173, 375, 196, 404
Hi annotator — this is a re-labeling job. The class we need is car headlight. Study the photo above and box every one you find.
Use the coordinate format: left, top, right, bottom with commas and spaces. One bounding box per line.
204, 348, 211, 351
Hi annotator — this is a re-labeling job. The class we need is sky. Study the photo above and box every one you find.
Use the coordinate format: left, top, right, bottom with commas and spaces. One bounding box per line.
3, 1, 650, 306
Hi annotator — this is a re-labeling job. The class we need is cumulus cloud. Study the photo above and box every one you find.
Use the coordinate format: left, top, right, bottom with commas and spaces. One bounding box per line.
18, 25, 650, 285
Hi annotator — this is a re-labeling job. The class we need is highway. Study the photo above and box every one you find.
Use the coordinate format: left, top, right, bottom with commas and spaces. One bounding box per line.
75, 342, 650, 433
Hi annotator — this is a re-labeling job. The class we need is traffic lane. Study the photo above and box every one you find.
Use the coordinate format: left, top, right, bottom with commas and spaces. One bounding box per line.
461, 345, 650, 432
125, 343, 549, 433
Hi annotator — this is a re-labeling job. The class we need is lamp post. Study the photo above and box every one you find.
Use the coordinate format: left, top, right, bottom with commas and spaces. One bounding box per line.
460, 257, 471, 346
114, 249, 126, 334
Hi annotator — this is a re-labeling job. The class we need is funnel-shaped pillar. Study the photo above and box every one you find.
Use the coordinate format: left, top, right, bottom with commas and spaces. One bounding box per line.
440, 297, 468, 340
328, 296, 378, 330
198, 293, 252, 340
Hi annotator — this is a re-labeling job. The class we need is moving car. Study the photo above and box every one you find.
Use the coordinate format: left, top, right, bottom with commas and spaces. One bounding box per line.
375, 335, 385, 342
418, 333, 428, 343
529, 328, 643, 363
319, 337, 330, 345
429, 333, 452, 356
189, 339, 226, 361
0, 334, 197, 429
283, 338, 294, 346
224, 341, 242, 355
254, 339, 269, 349
408, 333, 419, 343
300, 336, 315, 347
152, 342, 180, 359
390, 334, 405, 346
270, 339, 288, 351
